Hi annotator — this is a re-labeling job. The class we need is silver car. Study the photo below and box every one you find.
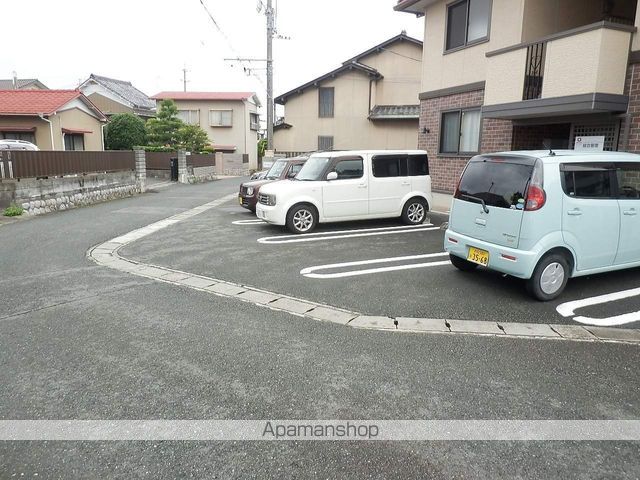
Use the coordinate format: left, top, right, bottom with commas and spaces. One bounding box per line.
0, 139, 39, 151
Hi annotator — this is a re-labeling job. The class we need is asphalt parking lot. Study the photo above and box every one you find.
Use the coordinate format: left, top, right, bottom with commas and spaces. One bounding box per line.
121, 192, 640, 329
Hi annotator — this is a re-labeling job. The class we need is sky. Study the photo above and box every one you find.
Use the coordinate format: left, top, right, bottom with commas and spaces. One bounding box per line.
1, 0, 423, 117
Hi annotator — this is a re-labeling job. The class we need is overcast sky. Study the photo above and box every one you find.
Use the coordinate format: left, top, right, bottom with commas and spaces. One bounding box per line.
2, 0, 423, 115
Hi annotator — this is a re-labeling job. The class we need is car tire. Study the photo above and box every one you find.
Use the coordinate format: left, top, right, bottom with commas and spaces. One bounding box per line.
449, 253, 478, 272
526, 253, 570, 302
286, 204, 318, 234
401, 198, 428, 225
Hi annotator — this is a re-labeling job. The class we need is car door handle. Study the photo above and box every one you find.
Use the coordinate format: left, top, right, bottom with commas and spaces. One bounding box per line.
567, 209, 582, 216
401, 181, 410, 186
358, 184, 367, 189
623, 209, 638, 216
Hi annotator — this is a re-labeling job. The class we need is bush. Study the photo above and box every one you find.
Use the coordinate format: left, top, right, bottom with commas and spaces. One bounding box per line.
3, 203, 24, 217
200, 145, 215, 154
139, 145, 176, 153
105, 113, 146, 150
177, 124, 210, 153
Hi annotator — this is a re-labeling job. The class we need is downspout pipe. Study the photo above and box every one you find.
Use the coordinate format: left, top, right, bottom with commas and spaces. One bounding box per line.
38, 113, 55, 150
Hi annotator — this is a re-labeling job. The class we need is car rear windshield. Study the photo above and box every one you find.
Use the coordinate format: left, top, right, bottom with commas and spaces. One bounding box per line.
457, 156, 536, 209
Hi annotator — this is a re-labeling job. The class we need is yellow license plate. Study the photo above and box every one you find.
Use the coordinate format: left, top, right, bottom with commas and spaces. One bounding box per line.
467, 247, 489, 266
238, 196, 243, 205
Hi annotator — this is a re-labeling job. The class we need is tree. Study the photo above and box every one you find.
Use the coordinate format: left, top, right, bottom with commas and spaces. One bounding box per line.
178, 124, 210, 153
257, 138, 267, 158
105, 113, 146, 150
145, 99, 183, 147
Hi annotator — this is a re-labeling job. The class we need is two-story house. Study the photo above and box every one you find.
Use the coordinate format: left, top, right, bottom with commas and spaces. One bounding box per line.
396, 0, 638, 192
274, 33, 423, 154
151, 91, 261, 169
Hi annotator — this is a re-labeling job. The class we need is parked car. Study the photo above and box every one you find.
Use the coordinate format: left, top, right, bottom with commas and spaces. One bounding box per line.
0, 139, 39, 151
445, 150, 640, 301
238, 156, 308, 212
250, 170, 268, 180
256, 150, 431, 234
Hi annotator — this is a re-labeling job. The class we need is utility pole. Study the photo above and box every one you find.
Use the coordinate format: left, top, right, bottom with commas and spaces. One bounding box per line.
266, 0, 274, 151
182, 66, 189, 92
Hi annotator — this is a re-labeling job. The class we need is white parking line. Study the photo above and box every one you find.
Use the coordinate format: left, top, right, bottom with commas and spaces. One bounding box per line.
300, 252, 450, 279
258, 224, 439, 244
232, 219, 266, 225
556, 287, 640, 326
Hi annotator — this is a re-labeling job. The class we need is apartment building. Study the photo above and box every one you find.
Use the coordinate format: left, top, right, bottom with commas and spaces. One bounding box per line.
274, 33, 423, 154
396, 0, 638, 192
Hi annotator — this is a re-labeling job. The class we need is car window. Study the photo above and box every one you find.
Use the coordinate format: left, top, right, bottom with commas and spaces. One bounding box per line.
296, 156, 331, 181
333, 158, 363, 180
265, 160, 287, 179
615, 163, 640, 199
289, 164, 303, 177
561, 164, 614, 198
408, 154, 429, 176
458, 156, 535, 209
372, 155, 407, 178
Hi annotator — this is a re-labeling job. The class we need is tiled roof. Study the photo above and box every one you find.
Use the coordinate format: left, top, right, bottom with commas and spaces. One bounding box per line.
0, 89, 106, 120
0, 79, 48, 90
87, 74, 156, 110
369, 105, 420, 120
152, 91, 257, 102
275, 62, 382, 105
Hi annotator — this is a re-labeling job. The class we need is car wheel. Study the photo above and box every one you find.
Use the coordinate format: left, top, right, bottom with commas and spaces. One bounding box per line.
401, 198, 428, 225
449, 253, 478, 272
526, 253, 570, 301
286, 204, 318, 234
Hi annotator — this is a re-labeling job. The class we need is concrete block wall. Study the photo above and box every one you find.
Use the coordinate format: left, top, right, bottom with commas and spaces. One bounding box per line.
1, 171, 140, 215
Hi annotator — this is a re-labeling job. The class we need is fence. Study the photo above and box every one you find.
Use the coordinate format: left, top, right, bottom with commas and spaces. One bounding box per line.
187, 153, 216, 168
144, 152, 216, 170
0, 150, 135, 179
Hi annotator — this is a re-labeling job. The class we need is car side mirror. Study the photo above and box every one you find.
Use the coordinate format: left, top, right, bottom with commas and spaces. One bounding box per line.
326, 171, 338, 181
287, 171, 297, 178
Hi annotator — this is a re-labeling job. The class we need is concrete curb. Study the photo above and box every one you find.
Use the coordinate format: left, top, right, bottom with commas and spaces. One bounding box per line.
87, 193, 640, 346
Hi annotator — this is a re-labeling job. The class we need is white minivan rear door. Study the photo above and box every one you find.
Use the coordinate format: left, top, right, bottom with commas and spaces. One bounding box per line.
613, 162, 640, 265
369, 154, 411, 215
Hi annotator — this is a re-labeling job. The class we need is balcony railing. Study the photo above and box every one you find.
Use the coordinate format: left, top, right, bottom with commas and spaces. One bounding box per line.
523, 42, 545, 100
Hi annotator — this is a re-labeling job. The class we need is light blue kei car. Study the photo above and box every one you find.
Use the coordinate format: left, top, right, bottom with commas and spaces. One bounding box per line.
445, 150, 640, 301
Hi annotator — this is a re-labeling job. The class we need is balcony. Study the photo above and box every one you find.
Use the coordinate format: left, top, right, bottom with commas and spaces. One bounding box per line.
482, 21, 635, 119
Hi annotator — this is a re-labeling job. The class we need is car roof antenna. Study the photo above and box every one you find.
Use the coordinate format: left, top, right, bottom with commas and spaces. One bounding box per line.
542, 139, 555, 156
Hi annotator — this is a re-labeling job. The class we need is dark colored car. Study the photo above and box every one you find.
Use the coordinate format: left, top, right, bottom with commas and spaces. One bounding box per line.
238, 156, 308, 212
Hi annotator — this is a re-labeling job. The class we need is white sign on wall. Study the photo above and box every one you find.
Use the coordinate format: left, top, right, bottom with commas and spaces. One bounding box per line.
574, 136, 605, 152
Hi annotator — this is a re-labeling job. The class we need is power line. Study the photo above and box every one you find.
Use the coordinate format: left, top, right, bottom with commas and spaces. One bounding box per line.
197, 0, 266, 89
380, 47, 422, 62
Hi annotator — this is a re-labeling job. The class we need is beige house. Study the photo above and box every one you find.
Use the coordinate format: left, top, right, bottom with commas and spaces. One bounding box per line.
79, 74, 156, 119
396, 0, 639, 192
0, 78, 48, 90
0, 89, 107, 150
151, 91, 261, 169
274, 33, 423, 154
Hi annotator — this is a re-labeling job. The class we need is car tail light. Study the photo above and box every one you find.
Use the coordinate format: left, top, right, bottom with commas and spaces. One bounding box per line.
525, 159, 546, 211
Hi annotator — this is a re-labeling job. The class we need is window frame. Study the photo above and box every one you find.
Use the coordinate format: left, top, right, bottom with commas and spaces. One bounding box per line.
318, 135, 334, 151
0, 131, 36, 144
559, 162, 617, 200
64, 133, 85, 151
177, 109, 200, 125
614, 162, 640, 200
209, 109, 233, 127
318, 87, 335, 118
328, 155, 364, 180
438, 107, 482, 155
249, 112, 260, 131
371, 154, 409, 178
444, 0, 492, 54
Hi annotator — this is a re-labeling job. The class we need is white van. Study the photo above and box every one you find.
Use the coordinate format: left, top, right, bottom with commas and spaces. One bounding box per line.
255, 150, 432, 234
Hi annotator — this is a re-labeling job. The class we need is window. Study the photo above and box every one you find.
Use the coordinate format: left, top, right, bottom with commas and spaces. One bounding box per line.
458, 156, 535, 209
250, 113, 260, 131
319, 87, 334, 118
64, 133, 85, 151
177, 109, 200, 125
1, 131, 35, 144
440, 109, 481, 154
209, 110, 233, 127
408, 154, 429, 176
446, 0, 491, 51
333, 157, 363, 179
318, 136, 334, 151
372, 155, 408, 178
288, 163, 304, 177
561, 164, 614, 198
616, 163, 640, 199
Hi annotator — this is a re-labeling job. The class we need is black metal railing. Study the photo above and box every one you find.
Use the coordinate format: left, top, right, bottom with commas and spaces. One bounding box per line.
523, 42, 546, 100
